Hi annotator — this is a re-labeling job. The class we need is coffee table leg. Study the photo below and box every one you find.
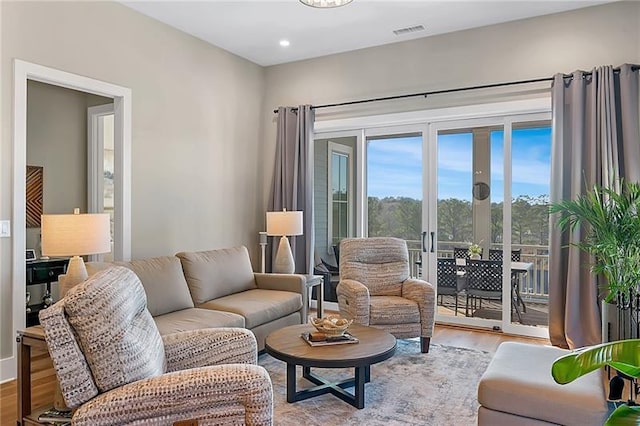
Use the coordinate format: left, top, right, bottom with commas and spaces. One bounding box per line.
286, 363, 297, 403
354, 366, 366, 409
365, 365, 370, 383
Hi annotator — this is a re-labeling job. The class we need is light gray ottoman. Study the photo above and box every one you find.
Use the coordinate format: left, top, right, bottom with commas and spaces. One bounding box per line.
477, 342, 609, 425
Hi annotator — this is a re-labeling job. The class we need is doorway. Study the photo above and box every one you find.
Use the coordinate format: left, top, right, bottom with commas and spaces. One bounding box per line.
9, 60, 131, 380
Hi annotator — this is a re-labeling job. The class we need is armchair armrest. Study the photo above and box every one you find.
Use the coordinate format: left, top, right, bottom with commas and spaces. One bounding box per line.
402, 278, 436, 338
336, 279, 370, 325
254, 273, 306, 294
72, 364, 273, 426
163, 328, 257, 372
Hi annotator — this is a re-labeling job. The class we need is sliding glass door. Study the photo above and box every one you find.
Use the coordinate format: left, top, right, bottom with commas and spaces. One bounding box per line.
427, 114, 551, 336
311, 100, 551, 337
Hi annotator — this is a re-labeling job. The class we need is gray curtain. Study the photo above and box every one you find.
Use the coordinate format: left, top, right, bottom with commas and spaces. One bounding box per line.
268, 105, 315, 274
550, 64, 640, 349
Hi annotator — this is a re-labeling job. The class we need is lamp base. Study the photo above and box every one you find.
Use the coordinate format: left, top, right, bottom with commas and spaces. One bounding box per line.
274, 236, 295, 274
60, 256, 89, 297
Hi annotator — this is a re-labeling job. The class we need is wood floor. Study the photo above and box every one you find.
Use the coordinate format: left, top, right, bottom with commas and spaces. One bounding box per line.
0, 323, 548, 426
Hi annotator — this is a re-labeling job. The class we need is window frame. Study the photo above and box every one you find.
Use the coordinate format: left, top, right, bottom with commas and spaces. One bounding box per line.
327, 141, 354, 251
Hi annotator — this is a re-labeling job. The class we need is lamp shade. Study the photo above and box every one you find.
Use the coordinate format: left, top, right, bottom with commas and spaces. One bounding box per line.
266, 211, 303, 236
41, 212, 111, 257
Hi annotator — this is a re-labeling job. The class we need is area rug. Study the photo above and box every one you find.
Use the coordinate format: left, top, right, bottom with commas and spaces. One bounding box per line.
258, 339, 491, 426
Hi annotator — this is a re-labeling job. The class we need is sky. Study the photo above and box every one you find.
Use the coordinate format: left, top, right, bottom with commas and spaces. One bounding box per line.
367, 126, 552, 202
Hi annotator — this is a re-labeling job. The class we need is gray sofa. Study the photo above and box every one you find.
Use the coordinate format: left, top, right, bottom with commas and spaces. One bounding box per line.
88, 245, 305, 350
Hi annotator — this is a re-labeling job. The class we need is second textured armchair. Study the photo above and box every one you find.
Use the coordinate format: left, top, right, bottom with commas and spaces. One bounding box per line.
336, 237, 436, 353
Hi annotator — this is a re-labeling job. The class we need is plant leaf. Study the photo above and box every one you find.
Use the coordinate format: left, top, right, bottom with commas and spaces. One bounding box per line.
552, 340, 640, 384
605, 404, 640, 426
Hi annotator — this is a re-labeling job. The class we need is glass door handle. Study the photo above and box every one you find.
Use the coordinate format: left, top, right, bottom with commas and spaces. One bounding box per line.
422, 232, 435, 253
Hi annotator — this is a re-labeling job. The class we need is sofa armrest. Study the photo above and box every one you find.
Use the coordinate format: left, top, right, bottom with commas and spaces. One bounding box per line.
254, 273, 306, 294
402, 278, 436, 338
72, 364, 273, 426
336, 279, 370, 325
162, 328, 257, 372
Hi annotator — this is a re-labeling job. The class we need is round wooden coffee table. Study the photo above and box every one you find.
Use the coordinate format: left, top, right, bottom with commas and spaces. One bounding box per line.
265, 323, 396, 409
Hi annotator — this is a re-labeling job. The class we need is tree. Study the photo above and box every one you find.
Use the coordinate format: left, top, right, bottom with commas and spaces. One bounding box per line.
437, 198, 472, 242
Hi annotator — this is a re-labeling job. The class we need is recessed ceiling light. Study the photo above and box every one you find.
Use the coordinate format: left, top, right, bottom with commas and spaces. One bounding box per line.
280, 39, 290, 47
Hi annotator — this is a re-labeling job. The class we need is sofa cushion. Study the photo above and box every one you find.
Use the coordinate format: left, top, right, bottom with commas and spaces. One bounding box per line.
64, 267, 166, 393
199, 289, 302, 329
177, 246, 257, 304
153, 307, 245, 335
115, 256, 194, 316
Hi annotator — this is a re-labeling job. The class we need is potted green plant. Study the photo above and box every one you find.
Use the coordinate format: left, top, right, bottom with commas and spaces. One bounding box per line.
468, 243, 483, 260
552, 339, 640, 425
549, 181, 640, 309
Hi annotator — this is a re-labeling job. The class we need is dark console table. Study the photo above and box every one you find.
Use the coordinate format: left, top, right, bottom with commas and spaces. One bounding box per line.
26, 258, 68, 326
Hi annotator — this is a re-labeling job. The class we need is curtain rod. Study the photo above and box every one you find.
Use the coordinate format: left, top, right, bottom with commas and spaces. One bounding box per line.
273, 65, 640, 114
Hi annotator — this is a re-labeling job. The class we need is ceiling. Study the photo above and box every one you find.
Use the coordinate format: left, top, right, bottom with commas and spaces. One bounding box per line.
122, 0, 611, 67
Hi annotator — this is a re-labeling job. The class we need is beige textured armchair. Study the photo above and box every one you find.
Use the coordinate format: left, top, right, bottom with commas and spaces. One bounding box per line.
39, 266, 273, 426
336, 237, 436, 353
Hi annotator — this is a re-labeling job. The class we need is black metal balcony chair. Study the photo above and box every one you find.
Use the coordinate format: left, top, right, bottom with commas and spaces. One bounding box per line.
487, 249, 526, 312
313, 251, 339, 302
465, 259, 522, 322
454, 247, 470, 259
437, 258, 461, 315
488, 249, 522, 261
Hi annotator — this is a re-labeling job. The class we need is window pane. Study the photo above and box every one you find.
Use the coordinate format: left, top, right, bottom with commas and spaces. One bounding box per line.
339, 155, 347, 201
367, 135, 422, 241
332, 154, 340, 202
437, 132, 472, 245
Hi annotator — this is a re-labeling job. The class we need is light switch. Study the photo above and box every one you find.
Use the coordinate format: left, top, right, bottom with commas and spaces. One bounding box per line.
0, 220, 10, 238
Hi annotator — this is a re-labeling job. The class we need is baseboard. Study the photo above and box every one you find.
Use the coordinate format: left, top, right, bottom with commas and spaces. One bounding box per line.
1, 355, 16, 383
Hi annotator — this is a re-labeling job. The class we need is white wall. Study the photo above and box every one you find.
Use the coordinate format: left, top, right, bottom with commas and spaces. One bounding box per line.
1, 1, 265, 364
261, 1, 640, 212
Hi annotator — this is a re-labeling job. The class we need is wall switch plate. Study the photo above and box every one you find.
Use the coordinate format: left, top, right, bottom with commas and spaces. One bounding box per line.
0, 220, 10, 237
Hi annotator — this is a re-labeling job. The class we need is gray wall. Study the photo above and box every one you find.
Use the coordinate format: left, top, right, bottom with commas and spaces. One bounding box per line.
1, 1, 265, 361
261, 1, 640, 214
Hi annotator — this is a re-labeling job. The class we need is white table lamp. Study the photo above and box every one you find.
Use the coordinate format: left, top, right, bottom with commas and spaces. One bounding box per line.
41, 208, 111, 296
267, 209, 303, 274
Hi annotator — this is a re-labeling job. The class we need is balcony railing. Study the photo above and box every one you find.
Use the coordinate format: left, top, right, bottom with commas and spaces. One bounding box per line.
407, 241, 549, 302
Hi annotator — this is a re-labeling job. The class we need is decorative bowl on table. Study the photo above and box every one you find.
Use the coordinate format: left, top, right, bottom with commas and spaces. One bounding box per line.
310, 315, 353, 337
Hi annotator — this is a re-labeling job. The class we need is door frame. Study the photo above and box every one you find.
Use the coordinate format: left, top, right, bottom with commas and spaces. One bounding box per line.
8, 59, 131, 381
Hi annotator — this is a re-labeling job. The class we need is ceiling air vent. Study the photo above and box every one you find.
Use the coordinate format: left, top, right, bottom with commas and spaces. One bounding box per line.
393, 25, 425, 36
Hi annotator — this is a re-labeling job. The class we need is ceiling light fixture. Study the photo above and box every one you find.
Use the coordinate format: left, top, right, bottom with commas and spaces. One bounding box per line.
299, 0, 353, 8
279, 39, 290, 47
